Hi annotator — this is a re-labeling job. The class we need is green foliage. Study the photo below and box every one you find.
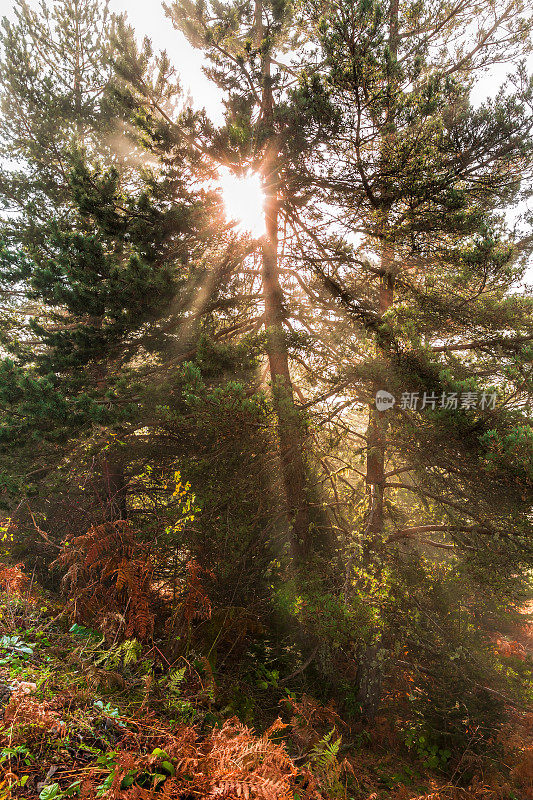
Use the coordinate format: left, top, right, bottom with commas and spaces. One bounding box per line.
39, 781, 81, 800
69, 624, 101, 640
306, 729, 344, 795
307, 729, 341, 772
0, 0, 531, 784
402, 726, 452, 771
0, 745, 33, 766
94, 639, 142, 671
167, 666, 187, 694
93, 700, 123, 722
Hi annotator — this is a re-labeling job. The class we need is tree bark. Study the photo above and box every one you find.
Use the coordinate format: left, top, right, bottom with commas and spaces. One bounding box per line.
256, 0, 311, 561
356, 0, 399, 719
94, 357, 127, 522
101, 459, 127, 522
365, 242, 395, 537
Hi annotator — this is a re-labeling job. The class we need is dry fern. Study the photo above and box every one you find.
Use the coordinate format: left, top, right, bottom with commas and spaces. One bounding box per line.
0, 562, 28, 594
76, 717, 327, 800
51, 521, 155, 641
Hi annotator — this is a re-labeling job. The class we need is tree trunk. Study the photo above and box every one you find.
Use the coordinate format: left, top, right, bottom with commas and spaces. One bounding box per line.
356, 0, 399, 719
101, 459, 127, 521
365, 243, 395, 537
94, 360, 127, 522
262, 149, 311, 560
256, 0, 311, 561
356, 249, 394, 719
365, 404, 387, 536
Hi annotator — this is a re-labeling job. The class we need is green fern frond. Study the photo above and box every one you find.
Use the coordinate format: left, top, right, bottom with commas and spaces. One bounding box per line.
307, 728, 342, 776
168, 666, 187, 694
95, 638, 141, 670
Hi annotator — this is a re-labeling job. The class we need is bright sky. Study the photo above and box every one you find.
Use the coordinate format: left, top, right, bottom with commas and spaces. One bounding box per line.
107, 2, 527, 117
2, 0, 530, 130
107, 0, 225, 122
3, 0, 525, 120
1, 0, 225, 121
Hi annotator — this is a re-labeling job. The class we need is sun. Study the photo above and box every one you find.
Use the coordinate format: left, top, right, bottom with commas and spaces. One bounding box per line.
219, 168, 266, 237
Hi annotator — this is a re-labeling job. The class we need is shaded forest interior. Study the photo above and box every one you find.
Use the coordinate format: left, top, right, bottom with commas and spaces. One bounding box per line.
0, 0, 532, 797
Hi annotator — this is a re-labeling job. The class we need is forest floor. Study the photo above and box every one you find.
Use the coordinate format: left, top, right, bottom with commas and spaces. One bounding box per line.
0, 582, 532, 800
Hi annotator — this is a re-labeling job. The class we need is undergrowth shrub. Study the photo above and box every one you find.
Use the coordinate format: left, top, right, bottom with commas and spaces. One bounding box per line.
378, 555, 516, 773
52, 521, 156, 641
125, 346, 283, 611
0, 563, 27, 595
78, 716, 336, 800
283, 694, 344, 757
0, 561, 47, 635
1, 683, 337, 800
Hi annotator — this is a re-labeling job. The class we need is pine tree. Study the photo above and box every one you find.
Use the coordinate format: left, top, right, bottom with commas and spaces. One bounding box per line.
0, 0, 220, 519
0, 2, 275, 609
1, 0, 531, 735
293, 0, 533, 714
113, 0, 340, 564
0, 0, 116, 223
105, 4, 533, 720
0, 0, 118, 507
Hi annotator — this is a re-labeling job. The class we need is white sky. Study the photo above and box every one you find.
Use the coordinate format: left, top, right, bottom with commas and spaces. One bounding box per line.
2, 0, 525, 119
1, 0, 225, 121
107, 0, 226, 121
